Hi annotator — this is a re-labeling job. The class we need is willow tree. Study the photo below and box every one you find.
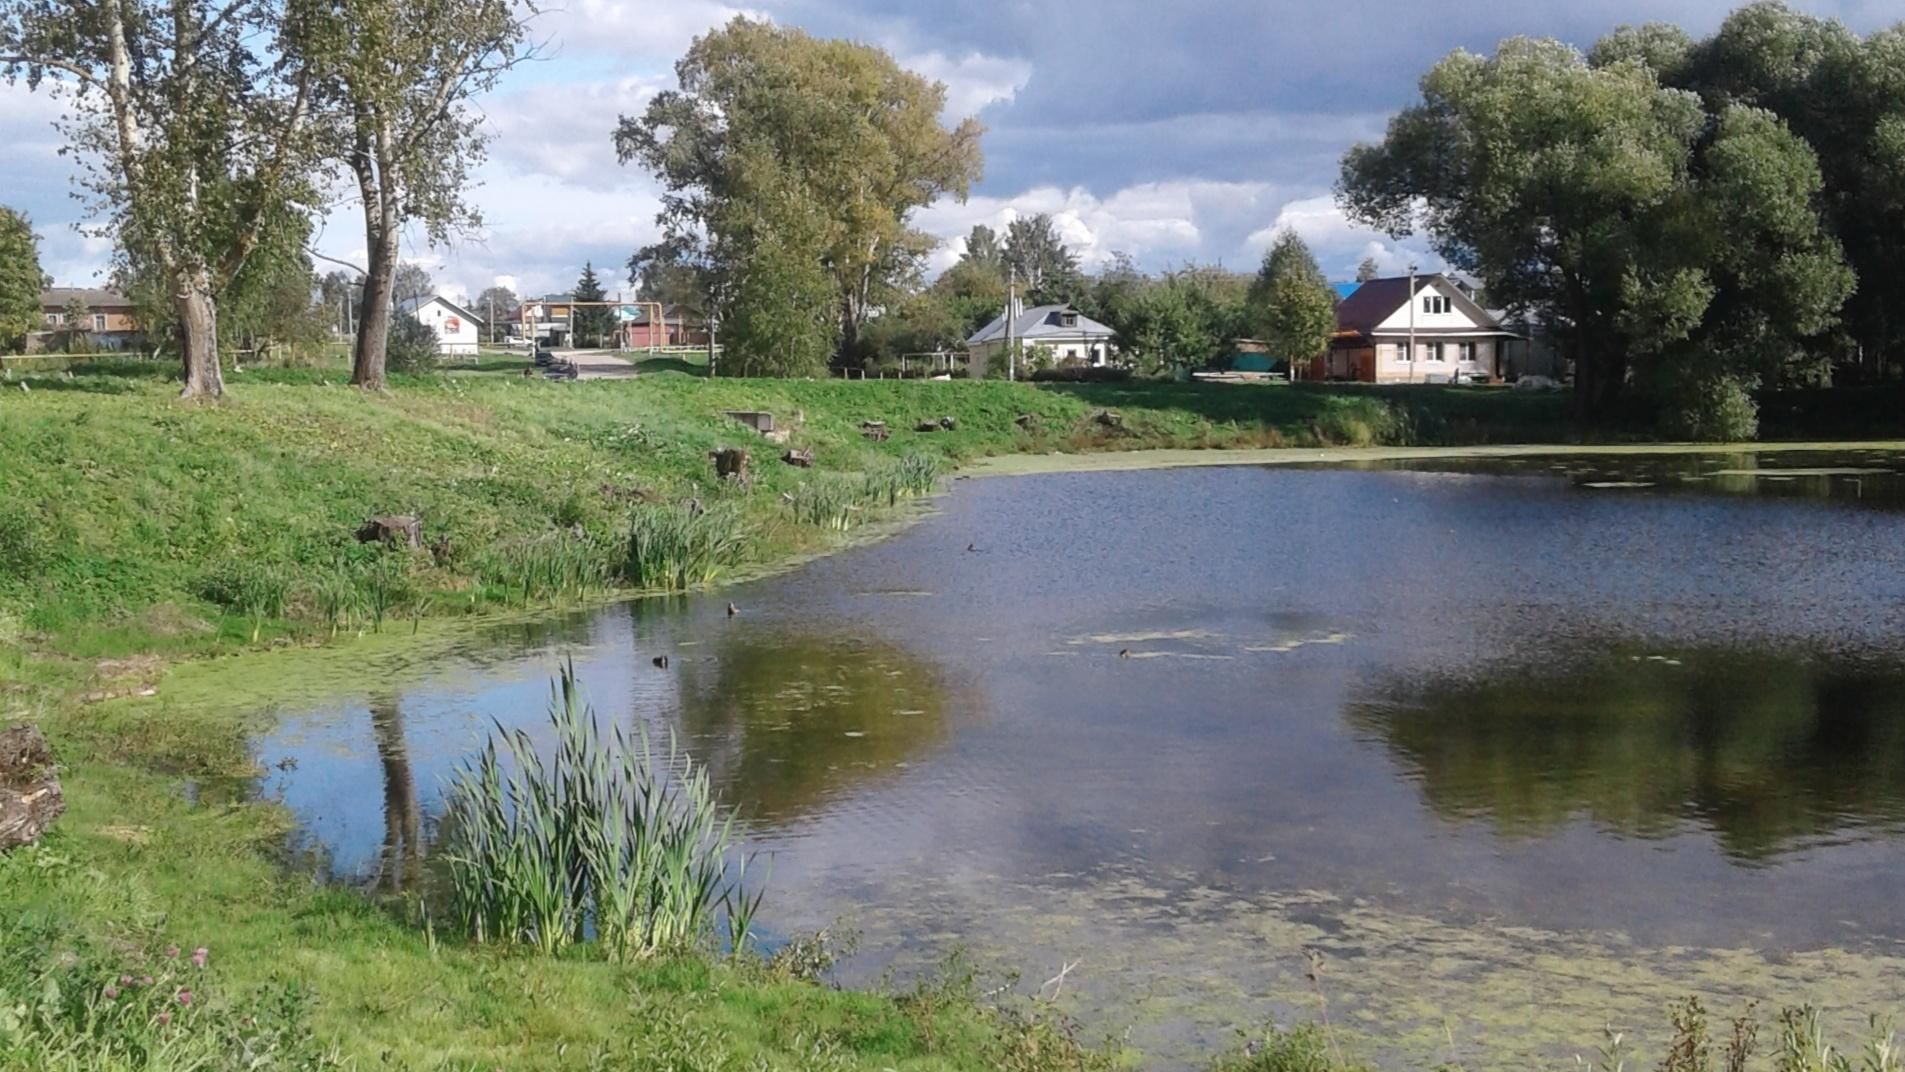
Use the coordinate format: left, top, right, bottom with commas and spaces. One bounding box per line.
1, 0, 318, 397
293, 0, 536, 389
1339, 36, 1850, 427
616, 17, 983, 372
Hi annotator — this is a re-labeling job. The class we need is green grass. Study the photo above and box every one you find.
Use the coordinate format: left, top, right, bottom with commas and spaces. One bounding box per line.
4, 363, 1896, 1068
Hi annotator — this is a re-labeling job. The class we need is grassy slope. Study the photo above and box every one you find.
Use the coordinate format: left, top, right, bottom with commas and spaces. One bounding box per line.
7, 364, 1882, 1069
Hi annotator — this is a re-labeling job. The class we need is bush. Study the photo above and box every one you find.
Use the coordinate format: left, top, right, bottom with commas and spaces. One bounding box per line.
1029, 365, 1132, 383
385, 314, 440, 373
1659, 374, 1760, 442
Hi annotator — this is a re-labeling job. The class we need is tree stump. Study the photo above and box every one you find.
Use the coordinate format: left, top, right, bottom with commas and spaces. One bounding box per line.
1, 724, 63, 853
938, 416, 957, 431
356, 515, 422, 550
860, 421, 889, 442
914, 420, 941, 433
781, 448, 815, 469
1014, 413, 1040, 430
710, 447, 750, 481
1091, 410, 1124, 429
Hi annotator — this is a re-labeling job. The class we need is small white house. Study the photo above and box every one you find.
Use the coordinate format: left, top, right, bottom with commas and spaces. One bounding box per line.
397, 295, 481, 356
966, 303, 1118, 377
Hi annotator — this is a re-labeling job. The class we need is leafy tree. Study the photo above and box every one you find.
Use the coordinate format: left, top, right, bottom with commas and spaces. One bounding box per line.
0, 206, 40, 350
116, 201, 321, 362
616, 18, 983, 372
1248, 229, 1338, 380
1003, 214, 1084, 305
572, 263, 611, 347
1105, 266, 1246, 375
54, 295, 93, 353
291, 0, 537, 389
475, 284, 518, 328
1086, 251, 1146, 328
1355, 257, 1381, 283
319, 270, 358, 334
391, 263, 433, 306
959, 224, 1004, 272
632, 260, 705, 312
1652, 4, 1905, 379
860, 289, 966, 366
2, 0, 322, 397
1338, 35, 1851, 425
928, 258, 1008, 340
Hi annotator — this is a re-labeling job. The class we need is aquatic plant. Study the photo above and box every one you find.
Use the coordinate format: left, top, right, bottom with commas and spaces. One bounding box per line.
623, 504, 748, 590
788, 477, 862, 530
479, 531, 615, 605
439, 664, 762, 961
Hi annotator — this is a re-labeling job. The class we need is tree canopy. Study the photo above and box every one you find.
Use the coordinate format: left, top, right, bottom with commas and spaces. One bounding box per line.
0, 206, 40, 350
2, 0, 322, 396
572, 263, 611, 347
1338, 33, 1851, 429
615, 17, 983, 375
1247, 230, 1338, 379
1003, 214, 1084, 306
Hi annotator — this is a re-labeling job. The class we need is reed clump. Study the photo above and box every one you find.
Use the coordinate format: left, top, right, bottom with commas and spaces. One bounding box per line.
623, 504, 748, 591
440, 664, 763, 961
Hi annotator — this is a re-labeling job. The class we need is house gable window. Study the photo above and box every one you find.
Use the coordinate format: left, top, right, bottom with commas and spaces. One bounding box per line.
1059, 311, 1079, 328
1422, 295, 1451, 315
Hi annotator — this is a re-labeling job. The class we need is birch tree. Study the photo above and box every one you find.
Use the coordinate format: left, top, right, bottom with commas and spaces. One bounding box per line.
1, 0, 318, 397
293, 0, 536, 389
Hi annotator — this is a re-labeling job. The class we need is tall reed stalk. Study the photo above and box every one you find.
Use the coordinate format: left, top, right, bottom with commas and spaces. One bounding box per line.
440, 664, 763, 960
623, 505, 746, 591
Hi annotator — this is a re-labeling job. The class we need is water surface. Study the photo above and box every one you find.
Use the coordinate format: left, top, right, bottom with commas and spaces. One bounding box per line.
253, 449, 1905, 1066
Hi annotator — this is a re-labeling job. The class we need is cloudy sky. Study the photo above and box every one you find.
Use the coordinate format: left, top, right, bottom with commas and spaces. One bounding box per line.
2, 0, 1893, 304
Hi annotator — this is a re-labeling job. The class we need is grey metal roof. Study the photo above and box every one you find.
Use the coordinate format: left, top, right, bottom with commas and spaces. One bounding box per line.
41, 286, 133, 309
967, 304, 1116, 346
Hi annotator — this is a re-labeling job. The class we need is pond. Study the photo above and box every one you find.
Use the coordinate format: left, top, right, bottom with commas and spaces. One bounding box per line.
252, 448, 1905, 1067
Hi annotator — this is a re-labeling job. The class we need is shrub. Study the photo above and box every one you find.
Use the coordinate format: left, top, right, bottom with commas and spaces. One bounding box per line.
1659, 374, 1760, 442
1311, 396, 1403, 447
1029, 365, 1132, 384
384, 314, 440, 373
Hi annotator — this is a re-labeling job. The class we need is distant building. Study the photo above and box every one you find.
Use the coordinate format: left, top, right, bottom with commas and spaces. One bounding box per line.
397, 294, 480, 356
507, 294, 575, 348
31, 287, 144, 352
1320, 274, 1521, 383
965, 303, 1118, 377
621, 303, 709, 349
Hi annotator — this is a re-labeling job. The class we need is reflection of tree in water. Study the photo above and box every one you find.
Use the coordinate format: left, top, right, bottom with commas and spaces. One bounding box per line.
673, 632, 954, 823
1348, 650, 1905, 860
369, 694, 424, 892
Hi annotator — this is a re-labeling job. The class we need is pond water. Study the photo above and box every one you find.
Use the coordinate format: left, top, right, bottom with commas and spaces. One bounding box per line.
253, 448, 1905, 1067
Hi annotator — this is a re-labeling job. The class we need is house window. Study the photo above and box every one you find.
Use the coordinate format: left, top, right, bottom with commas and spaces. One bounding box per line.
1458, 341, 1476, 363
1425, 341, 1443, 362
1422, 295, 1450, 315
1396, 342, 1411, 362
44, 312, 62, 326
92, 314, 106, 331
1059, 312, 1079, 328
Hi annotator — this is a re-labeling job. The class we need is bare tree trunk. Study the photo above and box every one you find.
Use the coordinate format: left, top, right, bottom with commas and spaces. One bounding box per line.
352, 224, 397, 389
176, 271, 224, 399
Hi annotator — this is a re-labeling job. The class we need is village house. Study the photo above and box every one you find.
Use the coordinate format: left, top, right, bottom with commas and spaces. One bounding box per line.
966, 303, 1117, 377
507, 295, 575, 348
622, 303, 709, 349
1319, 274, 1521, 383
31, 287, 144, 352
398, 294, 481, 356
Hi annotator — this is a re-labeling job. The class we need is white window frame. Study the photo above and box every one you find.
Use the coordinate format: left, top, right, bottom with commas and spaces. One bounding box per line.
92, 313, 107, 331
1458, 341, 1476, 363
1396, 342, 1412, 362
1425, 341, 1444, 362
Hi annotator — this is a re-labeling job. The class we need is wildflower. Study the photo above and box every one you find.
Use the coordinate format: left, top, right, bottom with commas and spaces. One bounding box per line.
155, 1011, 171, 1027
141, 975, 154, 986
164, 945, 179, 959
102, 984, 119, 1000
176, 988, 192, 1006
191, 947, 209, 969
119, 974, 133, 986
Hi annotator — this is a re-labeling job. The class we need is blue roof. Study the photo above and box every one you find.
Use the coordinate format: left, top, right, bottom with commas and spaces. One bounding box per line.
1331, 282, 1361, 300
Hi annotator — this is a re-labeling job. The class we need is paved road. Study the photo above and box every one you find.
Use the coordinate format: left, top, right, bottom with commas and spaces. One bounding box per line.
561, 349, 638, 380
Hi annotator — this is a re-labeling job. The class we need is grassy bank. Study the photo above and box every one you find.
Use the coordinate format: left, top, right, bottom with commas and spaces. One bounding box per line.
0, 364, 1896, 1069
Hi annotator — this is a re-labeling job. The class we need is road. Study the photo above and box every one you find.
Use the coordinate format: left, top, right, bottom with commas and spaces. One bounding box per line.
560, 349, 638, 380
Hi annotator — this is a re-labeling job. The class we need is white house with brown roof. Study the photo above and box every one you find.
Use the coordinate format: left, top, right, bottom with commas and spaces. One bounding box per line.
1322, 274, 1521, 383
397, 294, 481, 356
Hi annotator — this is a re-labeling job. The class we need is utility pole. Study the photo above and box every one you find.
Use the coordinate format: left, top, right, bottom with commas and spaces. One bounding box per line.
1407, 262, 1418, 385
1006, 266, 1019, 382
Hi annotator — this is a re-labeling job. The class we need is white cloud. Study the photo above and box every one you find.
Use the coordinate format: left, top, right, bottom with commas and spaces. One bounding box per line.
899, 50, 1033, 120
1241, 196, 1441, 279
539, 0, 763, 60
